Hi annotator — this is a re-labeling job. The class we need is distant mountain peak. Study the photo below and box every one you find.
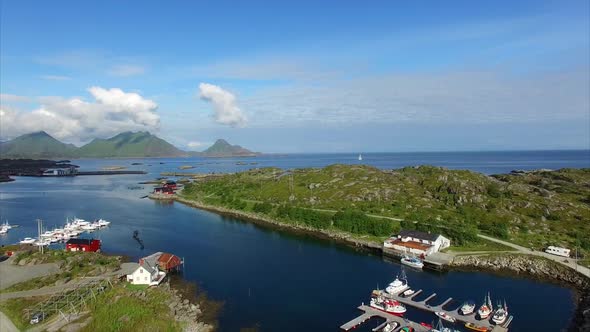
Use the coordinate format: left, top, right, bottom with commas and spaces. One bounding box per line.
202, 139, 257, 157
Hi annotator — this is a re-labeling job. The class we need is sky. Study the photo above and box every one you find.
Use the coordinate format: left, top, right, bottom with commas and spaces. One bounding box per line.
0, 0, 589, 153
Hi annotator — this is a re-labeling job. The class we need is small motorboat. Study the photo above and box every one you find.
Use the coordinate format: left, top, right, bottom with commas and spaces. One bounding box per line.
34, 239, 51, 246
19, 237, 36, 244
464, 322, 490, 332
435, 311, 456, 323
401, 255, 424, 269
460, 300, 476, 315
491, 301, 508, 325
402, 289, 416, 297
96, 218, 110, 227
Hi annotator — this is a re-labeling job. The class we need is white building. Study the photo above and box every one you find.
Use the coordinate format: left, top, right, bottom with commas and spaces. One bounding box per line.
383, 230, 451, 256
126, 261, 166, 286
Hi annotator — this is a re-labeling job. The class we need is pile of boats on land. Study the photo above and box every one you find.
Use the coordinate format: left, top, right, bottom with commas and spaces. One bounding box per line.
18, 218, 110, 246
369, 271, 510, 332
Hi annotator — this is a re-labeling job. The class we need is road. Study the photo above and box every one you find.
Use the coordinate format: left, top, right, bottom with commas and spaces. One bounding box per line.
0, 310, 18, 332
477, 234, 590, 278
0, 256, 60, 290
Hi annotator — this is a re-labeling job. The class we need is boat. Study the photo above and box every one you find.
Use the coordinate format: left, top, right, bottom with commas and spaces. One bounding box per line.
81, 224, 98, 231
400, 327, 414, 332
477, 292, 493, 319
385, 270, 409, 294
358, 154, 363, 161
401, 255, 424, 269
382, 322, 398, 332
40, 230, 55, 238
0, 226, 8, 235
19, 237, 36, 244
491, 300, 508, 325
460, 300, 476, 315
435, 311, 456, 323
402, 289, 415, 297
34, 239, 51, 246
420, 322, 433, 329
464, 322, 489, 332
430, 318, 457, 332
370, 291, 406, 315
96, 218, 110, 227
2, 220, 13, 229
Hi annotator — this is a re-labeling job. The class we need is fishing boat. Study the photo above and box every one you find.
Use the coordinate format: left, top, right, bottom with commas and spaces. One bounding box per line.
402, 289, 415, 297
477, 292, 493, 319
401, 255, 424, 269
491, 300, 508, 325
460, 300, 476, 315
19, 237, 36, 244
430, 318, 457, 332
370, 291, 407, 315
385, 270, 409, 294
464, 322, 489, 332
34, 239, 51, 246
435, 311, 456, 323
40, 230, 55, 238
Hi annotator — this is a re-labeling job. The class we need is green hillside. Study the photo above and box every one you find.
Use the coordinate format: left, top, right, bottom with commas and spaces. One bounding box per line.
76, 131, 185, 157
0, 131, 77, 158
182, 165, 590, 254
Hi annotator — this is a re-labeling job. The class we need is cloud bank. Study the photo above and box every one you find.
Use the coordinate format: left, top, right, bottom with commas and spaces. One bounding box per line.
0, 87, 160, 144
198, 83, 247, 127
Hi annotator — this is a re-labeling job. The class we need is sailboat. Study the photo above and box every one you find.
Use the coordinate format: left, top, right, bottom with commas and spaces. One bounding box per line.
358, 154, 363, 161
477, 292, 493, 319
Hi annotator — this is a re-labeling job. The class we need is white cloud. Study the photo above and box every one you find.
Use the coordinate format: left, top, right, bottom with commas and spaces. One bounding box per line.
40, 75, 72, 81
108, 65, 146, 77
198, 83, 247, 127
0, 93, 30, 103
186, 141, 206, 150
0, 87, 160, 143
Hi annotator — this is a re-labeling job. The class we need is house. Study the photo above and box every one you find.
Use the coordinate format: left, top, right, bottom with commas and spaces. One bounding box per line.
163, 180, 177, 190
153, 186, 174, 195
140, 252, 183, 272
126, 260, 166, 286
43, 167, 78, 176
383, 230, 451, 256
65, 238, 101, 252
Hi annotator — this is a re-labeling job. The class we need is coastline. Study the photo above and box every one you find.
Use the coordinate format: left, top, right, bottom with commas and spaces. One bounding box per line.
154, 194, 590, 331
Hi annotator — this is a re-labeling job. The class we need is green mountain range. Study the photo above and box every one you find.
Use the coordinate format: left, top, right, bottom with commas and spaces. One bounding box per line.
0, 131, 257, 158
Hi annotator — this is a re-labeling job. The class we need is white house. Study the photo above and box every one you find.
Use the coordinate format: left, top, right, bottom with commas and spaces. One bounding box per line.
383, 230, 451, 256
126, 261, 166, 286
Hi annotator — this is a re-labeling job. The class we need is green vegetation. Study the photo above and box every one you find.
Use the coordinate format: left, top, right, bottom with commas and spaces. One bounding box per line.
0, 131, 76, 158
443, 238, 516, 253
181, 165, 590, 255
3, 250, 120, 293
0, 297, 47, 330
201, 138, 257, 157
81, 285, 181, 332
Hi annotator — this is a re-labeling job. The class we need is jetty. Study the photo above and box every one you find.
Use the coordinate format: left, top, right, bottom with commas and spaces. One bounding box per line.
341, 304, 511, 332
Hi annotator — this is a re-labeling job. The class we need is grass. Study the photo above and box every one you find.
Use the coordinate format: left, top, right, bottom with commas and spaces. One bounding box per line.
443, 238, 516, 253
81, 285, 181, 332
0, 297, 47, 330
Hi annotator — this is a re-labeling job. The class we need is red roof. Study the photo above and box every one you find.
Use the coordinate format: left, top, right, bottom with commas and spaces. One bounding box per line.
157, 253, 182, 270
388, 239, 432, 250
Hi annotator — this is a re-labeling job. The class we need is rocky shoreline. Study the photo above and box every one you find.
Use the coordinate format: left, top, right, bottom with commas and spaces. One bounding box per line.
160, 195, 590, 331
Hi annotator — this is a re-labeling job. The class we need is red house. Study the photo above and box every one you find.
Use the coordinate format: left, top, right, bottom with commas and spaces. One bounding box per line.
153, 186, 174, 194
66, 238, 101, 252
163, 180, 177, 190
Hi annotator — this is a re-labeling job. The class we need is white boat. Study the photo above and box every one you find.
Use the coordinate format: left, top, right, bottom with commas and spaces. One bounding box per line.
0, 226, 8, 235
96, 218, 110, 227
19, 237, 36, 244
72, 218, 89, 226
40, 230, 55, 238
2, 220, 13, 229
491, 301, 508, 325
402, 289, 415, 297
34, 239, 51, 246
477, 292, 493, 319
460, 300, 476, 315
430, 318, 457, 332
435, 311, 456, 323
370, 292, 406, 315
81, 224, 98, 231
385, 270, 409, 295
358, 154, 363, 161
401, 255, 424, 269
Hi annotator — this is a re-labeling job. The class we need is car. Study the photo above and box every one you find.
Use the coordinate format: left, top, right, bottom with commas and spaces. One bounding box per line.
30, 312, 46, 324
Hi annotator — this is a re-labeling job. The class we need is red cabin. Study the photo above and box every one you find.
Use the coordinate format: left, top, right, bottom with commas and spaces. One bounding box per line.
163, 180, 177, 190
153, 186, 174, 194
66, 238, 101, 252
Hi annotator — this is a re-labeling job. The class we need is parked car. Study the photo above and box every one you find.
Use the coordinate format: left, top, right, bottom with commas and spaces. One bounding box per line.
30, 312, 46, 324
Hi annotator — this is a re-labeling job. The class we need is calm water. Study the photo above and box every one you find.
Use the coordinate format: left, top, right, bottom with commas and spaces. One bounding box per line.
1, 151, 588, 331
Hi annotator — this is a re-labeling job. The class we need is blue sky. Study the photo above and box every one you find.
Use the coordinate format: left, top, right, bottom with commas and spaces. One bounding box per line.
1, 0, 589, 152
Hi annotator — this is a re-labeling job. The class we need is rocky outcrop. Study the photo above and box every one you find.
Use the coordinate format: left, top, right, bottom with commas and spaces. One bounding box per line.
163, 284, 213, 332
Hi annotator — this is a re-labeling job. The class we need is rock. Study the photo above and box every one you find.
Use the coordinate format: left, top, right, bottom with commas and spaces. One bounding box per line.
118, 314, 130, 323
18, 259, 27, 266
183, 299, 189, 305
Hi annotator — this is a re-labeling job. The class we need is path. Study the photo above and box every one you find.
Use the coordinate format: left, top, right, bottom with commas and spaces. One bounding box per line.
0, 256, 60, 290
477, 234, 590, 278
0, 310, 18, 332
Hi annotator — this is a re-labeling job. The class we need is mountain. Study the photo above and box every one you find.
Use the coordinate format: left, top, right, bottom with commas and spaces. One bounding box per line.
76, 131, 186, 157
201, 139, 258, 157
0, 131, 77, 158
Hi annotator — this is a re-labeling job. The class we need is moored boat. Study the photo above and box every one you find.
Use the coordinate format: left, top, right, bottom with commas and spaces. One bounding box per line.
385, 270, 409, 294
401, 255, 424, 269
464, 322, 489, 332
370, 291, 407, 315
435, 311, 456, 323
34, 239, 51, 246
402, 289, 415, 297
491, 300, 508, 325
0, 226, 7, 235
460, 300, 476, 315
477, 292, 493, 319
19, 237, 36, 244
96, 218, 111, 227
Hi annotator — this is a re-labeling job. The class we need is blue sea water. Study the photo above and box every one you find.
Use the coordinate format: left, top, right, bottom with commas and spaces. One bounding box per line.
1, 150, 588, 331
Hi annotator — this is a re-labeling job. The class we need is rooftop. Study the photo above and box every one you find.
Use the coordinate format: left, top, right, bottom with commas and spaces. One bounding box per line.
398, 229, 439, 242
387, 239, 432, 251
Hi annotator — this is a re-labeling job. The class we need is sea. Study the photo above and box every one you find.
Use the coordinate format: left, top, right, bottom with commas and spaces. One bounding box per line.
1, 150, 589, 331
